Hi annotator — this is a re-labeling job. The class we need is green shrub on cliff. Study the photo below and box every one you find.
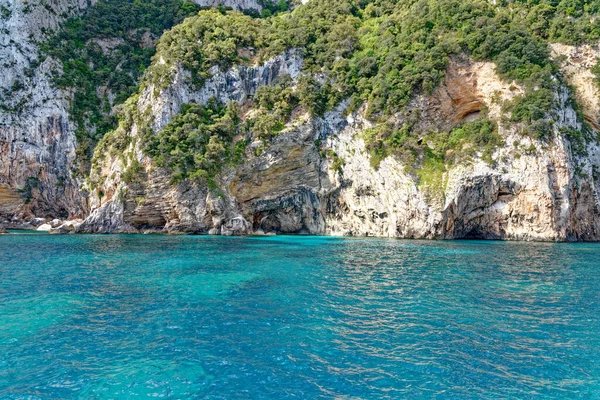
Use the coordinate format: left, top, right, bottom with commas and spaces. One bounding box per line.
41, 0, 204, 174
145, 99, 241, 184
505, 87, 556, 139
146, 9, 269, 91
249, 75, 299, 139
363, 117, 501, 172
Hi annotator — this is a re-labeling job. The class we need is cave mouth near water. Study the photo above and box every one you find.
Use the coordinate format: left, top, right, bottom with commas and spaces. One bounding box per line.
462, 227, 487, 240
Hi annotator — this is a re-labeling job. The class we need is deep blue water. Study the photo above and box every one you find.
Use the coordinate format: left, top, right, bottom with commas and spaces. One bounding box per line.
0, 233, 599, 399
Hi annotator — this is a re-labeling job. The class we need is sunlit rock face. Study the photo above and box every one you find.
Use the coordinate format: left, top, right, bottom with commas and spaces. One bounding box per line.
0, 0, 93, 221
80, 54, 600, 241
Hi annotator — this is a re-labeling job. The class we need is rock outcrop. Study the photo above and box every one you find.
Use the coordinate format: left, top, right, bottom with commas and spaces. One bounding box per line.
79, 51, 600, 241
0, 0, 93, 221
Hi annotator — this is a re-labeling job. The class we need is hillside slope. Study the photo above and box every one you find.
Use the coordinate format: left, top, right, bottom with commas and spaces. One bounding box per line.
0, 0, 269, 223
3, 0, 600, 240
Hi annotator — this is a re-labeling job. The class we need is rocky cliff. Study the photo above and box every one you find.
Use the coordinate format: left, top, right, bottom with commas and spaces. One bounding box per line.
3, 0, 600, 241
78, 47, 600, 240
0, 0, 264, 225
0, 0, 93, 221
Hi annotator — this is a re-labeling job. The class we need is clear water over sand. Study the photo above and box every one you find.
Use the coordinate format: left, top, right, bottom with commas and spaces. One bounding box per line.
0, 234, 599, 398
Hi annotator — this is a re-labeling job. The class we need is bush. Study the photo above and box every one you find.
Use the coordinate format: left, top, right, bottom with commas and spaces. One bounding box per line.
145, 99, 241, 183
42, 0, 204, 172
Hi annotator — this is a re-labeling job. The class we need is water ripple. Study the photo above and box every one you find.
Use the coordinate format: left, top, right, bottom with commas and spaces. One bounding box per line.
0, 235, 599, 398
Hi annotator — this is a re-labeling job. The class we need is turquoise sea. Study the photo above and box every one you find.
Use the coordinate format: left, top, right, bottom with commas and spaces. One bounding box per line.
0, 233, 599, 398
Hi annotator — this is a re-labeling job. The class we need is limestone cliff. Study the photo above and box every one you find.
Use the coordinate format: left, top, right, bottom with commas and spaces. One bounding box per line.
78, 50, 600, 241
0, 0, 92, 221
0, 0, 264, 224
3, 1, 600, 241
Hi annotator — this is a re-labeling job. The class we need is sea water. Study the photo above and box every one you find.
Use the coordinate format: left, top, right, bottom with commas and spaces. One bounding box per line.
0, 233, 599, 398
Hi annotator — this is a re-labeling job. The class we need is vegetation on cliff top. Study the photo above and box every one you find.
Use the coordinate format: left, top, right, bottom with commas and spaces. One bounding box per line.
145, 99, 242, 184
74, 0, 600, 187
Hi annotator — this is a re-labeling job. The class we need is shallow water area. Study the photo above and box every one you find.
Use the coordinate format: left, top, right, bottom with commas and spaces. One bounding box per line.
0, 233, 599, 398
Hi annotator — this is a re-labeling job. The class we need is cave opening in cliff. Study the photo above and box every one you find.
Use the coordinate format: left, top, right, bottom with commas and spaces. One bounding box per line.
459, 108, 482, 122
462, 227, 486, 240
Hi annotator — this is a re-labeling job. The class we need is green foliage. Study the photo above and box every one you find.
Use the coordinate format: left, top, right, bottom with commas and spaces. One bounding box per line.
505, 87, 555, 139
425, 118, 503, 165
264, 0, 556, 116
145, 99, 241, 183
417, 154, 446, 196
145, 0, 565, 121
122, 157, 143, 183
562, 126, 589, 157
146, 9, 269, 91
363, 117, 501, 186
41, 0, 203, 173
325, 149, 345, 174
0, 5, 11, 19
257, 0, 289, 17
249, 75, 299, 139
511, 0, 600, 45
419, 118, 502, 194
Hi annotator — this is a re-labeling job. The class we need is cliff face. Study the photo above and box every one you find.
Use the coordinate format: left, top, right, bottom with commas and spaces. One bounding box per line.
3, 1, 600, 240
0, 0, 93, 221
0, 0, 263, 223
78, 50, 600, 240
79, 51, 305, 234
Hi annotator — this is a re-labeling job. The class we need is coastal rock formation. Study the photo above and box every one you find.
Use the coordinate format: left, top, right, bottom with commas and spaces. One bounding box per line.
3, 1, 600, 241
78, 51, 304, 233
0, 0, 93, 220
79, 51, 600, 240
0, 0, 266, 222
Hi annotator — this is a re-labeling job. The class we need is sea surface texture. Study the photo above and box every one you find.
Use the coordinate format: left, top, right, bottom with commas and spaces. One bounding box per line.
0, 234, 599, 398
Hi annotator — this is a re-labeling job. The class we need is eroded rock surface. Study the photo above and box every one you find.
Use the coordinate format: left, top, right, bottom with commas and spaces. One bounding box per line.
80, 55, 600, 240
0, 0, 92, 220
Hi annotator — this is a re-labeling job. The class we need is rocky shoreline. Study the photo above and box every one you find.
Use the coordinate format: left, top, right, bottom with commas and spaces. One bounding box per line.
3, 216, 600, 243
1, 2, 600, 242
